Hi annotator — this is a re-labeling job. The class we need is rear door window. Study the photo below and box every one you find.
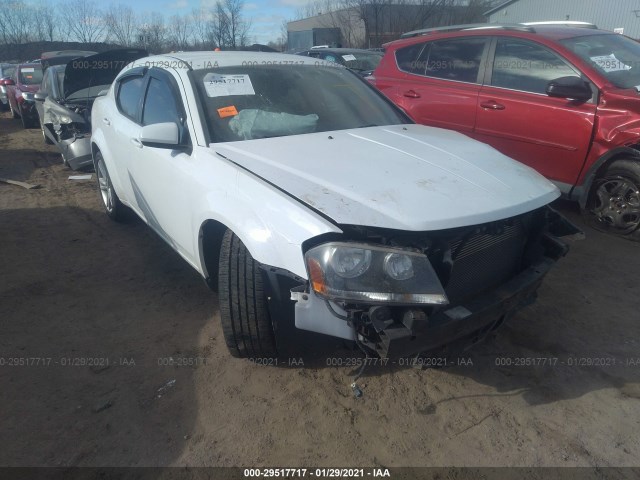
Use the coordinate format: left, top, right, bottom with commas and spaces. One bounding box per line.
395, 43, 426, 74
418, 38, 487, 83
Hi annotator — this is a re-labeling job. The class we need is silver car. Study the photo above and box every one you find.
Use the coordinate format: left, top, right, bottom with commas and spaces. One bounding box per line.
35, 49, 147, 170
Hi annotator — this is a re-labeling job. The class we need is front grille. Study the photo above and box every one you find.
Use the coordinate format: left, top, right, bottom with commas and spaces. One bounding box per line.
444, 220, 527, 303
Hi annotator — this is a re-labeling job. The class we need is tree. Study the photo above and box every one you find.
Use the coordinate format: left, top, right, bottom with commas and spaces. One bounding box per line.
63, 0, 106, 43
203, 0, 250, 49
189, 7, 212, 49
224, 0, 250, 48
167, 14, 190, 51
104, 4, 138, 47
33, 1, 58, 42
137, 12, 166, 53
206, 2, 229, 48
0, 0, 34, 45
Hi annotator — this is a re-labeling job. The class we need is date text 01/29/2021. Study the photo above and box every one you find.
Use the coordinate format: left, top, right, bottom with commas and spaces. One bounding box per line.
243, 468, 391, 477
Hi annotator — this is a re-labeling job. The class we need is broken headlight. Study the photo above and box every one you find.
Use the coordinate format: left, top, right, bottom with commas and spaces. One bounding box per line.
304, 242, 448, 305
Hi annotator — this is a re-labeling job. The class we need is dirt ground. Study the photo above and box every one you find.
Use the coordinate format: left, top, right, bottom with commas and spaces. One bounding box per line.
1, 109, 640, 470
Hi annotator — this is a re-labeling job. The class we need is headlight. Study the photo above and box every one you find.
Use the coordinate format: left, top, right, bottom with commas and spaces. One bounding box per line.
329, 246, 371, 278
59, 115, 72, 124
21, 92, 34, 101
305, 242, 448, 305
383, 253, 414, 280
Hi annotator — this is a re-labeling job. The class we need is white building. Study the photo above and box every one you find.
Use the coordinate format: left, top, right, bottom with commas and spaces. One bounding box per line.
486, 0, 640, 38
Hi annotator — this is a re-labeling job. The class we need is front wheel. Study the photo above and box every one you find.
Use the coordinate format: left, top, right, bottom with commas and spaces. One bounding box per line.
95, 151, 128, 222
20, 108, 29, 129
583, 158, 640, 240
218, 230, 277, 358
41, 121, 53, 144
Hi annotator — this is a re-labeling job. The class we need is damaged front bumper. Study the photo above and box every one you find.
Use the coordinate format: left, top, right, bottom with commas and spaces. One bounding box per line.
288, 207, 583, 359
60, 133, 93, 170
20, 100, 38, 120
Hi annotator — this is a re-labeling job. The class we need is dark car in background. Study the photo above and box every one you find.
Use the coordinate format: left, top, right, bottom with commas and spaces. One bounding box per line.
296, 47, 383, 77
372, 23, 640, 240
34, 48, 147, 170
0, 63, 17, 111
5, 62, 42, 127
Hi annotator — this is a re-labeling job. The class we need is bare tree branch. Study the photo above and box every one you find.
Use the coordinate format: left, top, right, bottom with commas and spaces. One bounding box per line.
63, 0, 106, 43
137, 12, 166, 53
104, 4, 138, 47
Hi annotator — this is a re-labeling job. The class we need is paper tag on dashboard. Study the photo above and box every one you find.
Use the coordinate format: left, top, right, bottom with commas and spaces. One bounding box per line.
590, 54, 631, 72
203, 73, 255, 97
342, 54, 357, 61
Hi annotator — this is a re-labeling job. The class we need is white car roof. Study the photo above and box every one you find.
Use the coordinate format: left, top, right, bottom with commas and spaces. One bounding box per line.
133, 51, 327, 70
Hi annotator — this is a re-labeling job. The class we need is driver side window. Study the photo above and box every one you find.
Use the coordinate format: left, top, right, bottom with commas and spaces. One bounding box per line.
141, 76, 190, 146
142, 77, 180, 126
491, 38, 579, 94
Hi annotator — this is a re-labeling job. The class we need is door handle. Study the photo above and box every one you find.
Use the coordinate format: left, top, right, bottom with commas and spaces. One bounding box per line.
102, 117, 111, 125
480, 100, 505, 110
130, 138, 143, 149
403, 90, 421, 98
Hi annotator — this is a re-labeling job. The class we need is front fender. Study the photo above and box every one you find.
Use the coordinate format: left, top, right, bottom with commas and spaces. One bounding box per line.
193, 159, 342, 280
575, 146, 640, 208
91, 103, 130, 205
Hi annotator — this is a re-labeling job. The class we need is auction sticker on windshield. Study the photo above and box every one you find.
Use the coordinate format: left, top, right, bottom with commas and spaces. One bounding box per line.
590, 54, 631, 72
203, 73, 255, 97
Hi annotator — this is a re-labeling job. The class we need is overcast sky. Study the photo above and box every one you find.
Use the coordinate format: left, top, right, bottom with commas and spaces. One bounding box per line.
99, 0, 310, 45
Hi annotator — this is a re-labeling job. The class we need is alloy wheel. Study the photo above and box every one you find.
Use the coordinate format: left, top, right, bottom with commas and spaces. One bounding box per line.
590, 175, 640, 234
96, 158, 114, 213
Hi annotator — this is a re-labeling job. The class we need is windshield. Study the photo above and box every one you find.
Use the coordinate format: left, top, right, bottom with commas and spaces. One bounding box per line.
19, 66, 42, 85
561, 33, 640, 89
2, 66, 15, 78
326, 52, 382, 71
192, 64, 407, 143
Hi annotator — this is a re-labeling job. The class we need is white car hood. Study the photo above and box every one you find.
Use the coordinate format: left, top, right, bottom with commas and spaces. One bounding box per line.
213, 124, 560, 231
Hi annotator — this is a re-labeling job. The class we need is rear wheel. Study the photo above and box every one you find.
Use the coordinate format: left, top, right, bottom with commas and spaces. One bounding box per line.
95, 151, 128, 222
218, 229, 277, 358
583, 158, 640, 240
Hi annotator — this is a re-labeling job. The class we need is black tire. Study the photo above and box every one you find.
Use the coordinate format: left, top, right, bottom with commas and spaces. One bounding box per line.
218, 229, 277, 358
19, 106, 30, 128
95, 151, 128, 222
41, 121, 53, 144
583, 158, 640, 240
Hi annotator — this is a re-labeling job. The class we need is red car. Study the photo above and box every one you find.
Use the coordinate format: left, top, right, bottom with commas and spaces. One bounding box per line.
4, 62, 43, 128
371, 24, 640, 240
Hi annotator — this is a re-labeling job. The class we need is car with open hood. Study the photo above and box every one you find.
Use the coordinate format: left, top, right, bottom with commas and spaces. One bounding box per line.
34, 49, 147, 170
91, 51, 580, 360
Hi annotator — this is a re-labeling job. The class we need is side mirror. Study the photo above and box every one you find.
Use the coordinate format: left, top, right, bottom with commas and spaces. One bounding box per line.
140, 122, 182, 149
1, 78, 15, 86
34, 91, 48, 102
546, 76, 592, 102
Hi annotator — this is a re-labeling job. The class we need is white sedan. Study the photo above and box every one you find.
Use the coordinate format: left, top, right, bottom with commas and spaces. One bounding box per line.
91, 51, 580, 360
